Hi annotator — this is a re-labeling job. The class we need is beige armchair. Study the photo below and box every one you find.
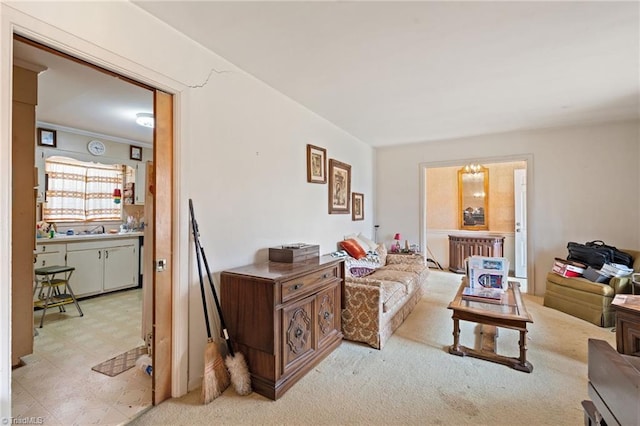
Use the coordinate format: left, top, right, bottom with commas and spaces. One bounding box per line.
543, 249, 640, 327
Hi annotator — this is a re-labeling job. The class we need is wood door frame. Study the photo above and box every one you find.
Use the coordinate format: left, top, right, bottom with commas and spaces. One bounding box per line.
419, 154, 534, 293
152, 90, 173, 404
514, 168, 528, 279
2, 29, 182, 402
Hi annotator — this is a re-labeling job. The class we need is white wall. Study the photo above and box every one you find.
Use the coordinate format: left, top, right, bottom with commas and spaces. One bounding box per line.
0, 1, 375, 411
376, 120, 640, 296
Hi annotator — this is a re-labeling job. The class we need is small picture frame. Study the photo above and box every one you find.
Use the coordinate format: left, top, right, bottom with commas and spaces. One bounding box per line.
352, 192, 364, 221
306, 144, 327, 184
37, 128, 56, 147
328, 159, 351, 214
130, 145, 142, 161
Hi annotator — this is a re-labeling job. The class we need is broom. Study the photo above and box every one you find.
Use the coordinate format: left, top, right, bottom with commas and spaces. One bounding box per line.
190, 199, 252, 396
190, 200, 230, 403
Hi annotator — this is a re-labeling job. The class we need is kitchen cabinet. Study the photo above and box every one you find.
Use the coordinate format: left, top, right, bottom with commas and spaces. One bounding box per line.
34, 244, 68, 302
65, 238, 139, 298
103, 244, 138, 291
66, 248, 103, 296
34, 243, 66, 269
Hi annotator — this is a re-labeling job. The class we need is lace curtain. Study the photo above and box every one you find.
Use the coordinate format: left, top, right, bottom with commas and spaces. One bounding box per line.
44, 156, 123, 222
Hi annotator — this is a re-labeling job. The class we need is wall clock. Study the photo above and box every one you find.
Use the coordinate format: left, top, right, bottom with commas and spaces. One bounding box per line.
87, 140, 106, 156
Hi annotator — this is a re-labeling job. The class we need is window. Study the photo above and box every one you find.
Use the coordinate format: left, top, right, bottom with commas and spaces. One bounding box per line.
44, 156, 123, 222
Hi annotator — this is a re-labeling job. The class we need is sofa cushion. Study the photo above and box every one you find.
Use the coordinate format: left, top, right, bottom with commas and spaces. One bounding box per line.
340, 238, 367, 259
380, 281, 406, 313
357, 233, 379, 251
343, 233, 374, 253
546, 272, 615, 297
376, 243, 388, 265
368, 269, 416, 294
385, 262, 427, 275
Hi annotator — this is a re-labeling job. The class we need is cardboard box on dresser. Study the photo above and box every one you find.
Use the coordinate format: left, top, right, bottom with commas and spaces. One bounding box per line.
269, 243, 320, 263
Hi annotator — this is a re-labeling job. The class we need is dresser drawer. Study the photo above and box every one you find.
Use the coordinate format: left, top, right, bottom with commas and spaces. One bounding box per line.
36, 243, 64, 254
281, 265, 338, 303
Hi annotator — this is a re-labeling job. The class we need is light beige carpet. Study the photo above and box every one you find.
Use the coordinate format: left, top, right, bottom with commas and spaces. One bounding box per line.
129, 270, 616, 425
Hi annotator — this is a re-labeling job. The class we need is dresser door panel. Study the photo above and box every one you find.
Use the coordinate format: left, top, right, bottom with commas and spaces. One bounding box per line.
316, 283, 341, 348
281, 295, 315, 376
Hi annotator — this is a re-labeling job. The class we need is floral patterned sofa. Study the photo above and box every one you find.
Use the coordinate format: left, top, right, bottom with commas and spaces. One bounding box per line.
339, 235, 430, 349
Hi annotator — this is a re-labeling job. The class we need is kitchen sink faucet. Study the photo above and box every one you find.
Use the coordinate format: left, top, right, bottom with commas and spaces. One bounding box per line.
88, 225, 105, 234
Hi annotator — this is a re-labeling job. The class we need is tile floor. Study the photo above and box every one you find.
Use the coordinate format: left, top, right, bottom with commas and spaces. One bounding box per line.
12, 289, 151, 426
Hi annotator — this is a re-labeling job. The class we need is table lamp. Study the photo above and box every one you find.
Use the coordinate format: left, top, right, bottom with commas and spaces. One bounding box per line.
393, 233, 401, 252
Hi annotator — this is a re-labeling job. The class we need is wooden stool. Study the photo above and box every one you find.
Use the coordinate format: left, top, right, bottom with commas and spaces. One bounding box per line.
34, 265, 83, 328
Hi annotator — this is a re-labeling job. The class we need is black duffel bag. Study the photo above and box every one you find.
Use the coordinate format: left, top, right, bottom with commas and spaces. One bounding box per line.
585, 240, 634, 268
567, 242, 613, 270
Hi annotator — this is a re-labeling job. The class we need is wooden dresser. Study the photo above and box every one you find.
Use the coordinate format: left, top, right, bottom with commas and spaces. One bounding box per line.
612, 295, 640, 356
448, 234, 505, 273
220, 255, 344, 400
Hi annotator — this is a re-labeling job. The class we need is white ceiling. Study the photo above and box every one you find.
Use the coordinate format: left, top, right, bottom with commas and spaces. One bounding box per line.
13, 40, 154, 145
13, 2, 639, 148
134, 1, 639, 146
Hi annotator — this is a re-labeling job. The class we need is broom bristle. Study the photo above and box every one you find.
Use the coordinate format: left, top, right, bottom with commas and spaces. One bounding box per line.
225, 352, 252, 396
202, 341, 230, 404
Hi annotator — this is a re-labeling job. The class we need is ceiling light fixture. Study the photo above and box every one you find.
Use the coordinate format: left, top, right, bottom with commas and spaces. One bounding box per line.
135, 112, 154, 128
463, 163, 483, 174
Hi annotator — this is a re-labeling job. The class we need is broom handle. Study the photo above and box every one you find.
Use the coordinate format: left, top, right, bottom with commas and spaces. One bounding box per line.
189, 199, 213, 341
198, 234, 236, 357
189, 200, 236, 357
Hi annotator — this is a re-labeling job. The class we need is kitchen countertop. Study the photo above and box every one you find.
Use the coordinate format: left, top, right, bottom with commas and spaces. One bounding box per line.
36, 231, 144, 244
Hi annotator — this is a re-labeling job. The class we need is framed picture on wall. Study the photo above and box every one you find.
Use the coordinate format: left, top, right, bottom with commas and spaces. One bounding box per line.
37, 128, 57, 147
328, 159, 351, 214
352, 193, 364, 221
306, 144, 327, 183
130, 145, 142, 161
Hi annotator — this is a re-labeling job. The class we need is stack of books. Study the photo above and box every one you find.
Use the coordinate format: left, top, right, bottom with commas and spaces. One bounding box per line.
462, 286, 505, 304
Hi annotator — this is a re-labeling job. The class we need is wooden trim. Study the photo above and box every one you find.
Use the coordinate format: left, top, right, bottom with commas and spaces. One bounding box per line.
14, 34, 155, 92
152, 90, 173, 405
11, 67, 37, 365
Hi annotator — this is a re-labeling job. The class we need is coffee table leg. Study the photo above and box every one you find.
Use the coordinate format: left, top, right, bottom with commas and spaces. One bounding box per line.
449, 318, 464, 356
514, 329, 533, 373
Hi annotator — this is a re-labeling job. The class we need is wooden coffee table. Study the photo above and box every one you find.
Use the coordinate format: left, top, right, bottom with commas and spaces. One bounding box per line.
447, 279, 533, 373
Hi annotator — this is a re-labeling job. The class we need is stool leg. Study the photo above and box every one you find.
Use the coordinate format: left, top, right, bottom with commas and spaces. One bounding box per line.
63, 270, 83, 317
39, 277, 54, 328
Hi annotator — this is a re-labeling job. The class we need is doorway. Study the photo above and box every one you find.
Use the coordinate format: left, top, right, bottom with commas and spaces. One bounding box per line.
10, 34, 174, 421
421, 157, 532, 292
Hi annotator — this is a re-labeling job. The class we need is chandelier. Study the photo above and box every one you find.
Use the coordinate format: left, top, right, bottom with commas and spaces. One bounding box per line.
463, 163, 483, 174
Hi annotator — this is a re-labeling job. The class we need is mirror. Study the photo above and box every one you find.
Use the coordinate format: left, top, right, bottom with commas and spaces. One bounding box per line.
458, 165, 489, 231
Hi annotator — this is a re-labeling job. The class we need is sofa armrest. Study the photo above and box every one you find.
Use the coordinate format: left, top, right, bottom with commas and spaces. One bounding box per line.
610, 276, 632, 294
343, 281, 382, 309
386, 253, 425, 266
